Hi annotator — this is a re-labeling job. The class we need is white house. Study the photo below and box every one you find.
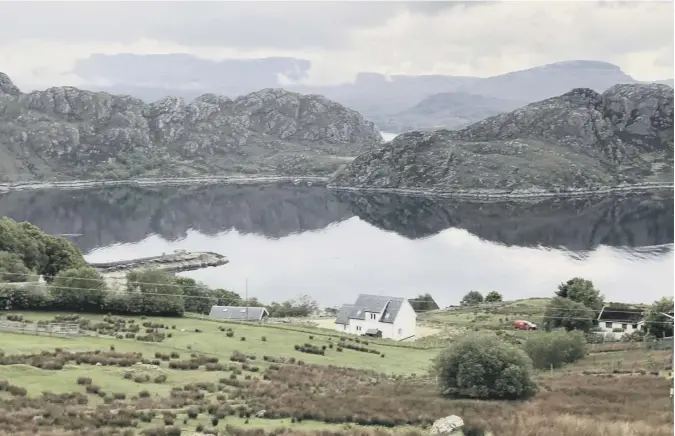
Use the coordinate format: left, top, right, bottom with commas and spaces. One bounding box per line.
334, 294, 416, 341
208, 306, 269, 323
596, 306, 644, 341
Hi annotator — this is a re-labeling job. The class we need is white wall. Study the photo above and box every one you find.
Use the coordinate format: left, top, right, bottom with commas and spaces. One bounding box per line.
392, 299, 417, 340
333, 300, 417, 341
597, 320, 642, 341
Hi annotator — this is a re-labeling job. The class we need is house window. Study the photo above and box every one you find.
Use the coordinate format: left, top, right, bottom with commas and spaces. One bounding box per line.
632, 324, 638, 329
621, 323, 627, 330
397, 328, 402, 336
370, 313, 377, 320
356, 326, 362, 331
605, 322, 612, 329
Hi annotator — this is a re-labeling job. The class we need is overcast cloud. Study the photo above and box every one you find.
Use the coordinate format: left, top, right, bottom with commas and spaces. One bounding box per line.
1, 0, 673, 90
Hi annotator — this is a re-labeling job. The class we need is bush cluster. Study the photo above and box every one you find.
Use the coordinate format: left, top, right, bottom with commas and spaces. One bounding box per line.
0, 349, 144, 370
523, 331, 588, 369
294, 343, 325, 356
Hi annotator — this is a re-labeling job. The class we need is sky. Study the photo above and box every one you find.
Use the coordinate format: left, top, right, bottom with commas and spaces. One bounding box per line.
1, 0, 673, 90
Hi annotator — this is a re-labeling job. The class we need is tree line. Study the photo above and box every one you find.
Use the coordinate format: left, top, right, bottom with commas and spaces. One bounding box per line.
0, 217, 318, 318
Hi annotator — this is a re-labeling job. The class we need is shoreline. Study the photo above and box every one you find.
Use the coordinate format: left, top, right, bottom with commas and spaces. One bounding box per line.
0, 175, 672, 200
0, 175, 329, 193
327, 181, 674, 200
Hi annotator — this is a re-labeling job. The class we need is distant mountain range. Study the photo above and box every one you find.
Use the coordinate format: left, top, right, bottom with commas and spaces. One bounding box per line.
70, 55, 673, 132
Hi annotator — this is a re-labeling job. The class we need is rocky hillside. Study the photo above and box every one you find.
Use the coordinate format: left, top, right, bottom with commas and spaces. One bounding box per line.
0, 72, 382, 182
330, 84, 674, 196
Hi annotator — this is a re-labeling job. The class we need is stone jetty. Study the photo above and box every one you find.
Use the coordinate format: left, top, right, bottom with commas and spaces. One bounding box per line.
89, 250, 228, 274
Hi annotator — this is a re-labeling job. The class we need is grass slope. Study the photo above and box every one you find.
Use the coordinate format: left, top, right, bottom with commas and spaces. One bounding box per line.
0, 309, 673, 436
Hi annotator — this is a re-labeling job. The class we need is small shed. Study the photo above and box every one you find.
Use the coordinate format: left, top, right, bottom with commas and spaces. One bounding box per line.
208, 306, 269, 322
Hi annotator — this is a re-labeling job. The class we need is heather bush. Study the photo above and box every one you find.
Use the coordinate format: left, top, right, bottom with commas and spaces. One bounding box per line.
523, 331, 588, 369
433, 334, 537, 400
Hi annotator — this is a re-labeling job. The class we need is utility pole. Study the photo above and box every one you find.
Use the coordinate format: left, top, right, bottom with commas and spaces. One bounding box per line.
245, 278, 249, 322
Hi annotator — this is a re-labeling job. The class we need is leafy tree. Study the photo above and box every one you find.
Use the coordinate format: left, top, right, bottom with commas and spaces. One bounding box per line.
543, 297, 595, 332
484, 291, 503, 303
0, 282, 51, 310
0, 218, 85, 280
324, 306, 339, 316
410, 293, 440, 312
0, 252, 33, 283
643, 297, 674, 339
267, 295, 319, 318
211, 289, 244, 306
433, 334, 537, 400
523, 331, 588, 369
126, 269, 184, 316
556, 277, 604, 310
175, 277, 215, 314
51, 266, 107, 312
460, 291, 484, 306
41, 236, 87, 280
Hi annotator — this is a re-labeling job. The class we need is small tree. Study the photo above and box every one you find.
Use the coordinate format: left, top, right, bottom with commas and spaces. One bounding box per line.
523, 331, 588, 369
410, 293, 440, 312
51, 266, 107, 312
176, 277, 215, 314
434, 334, 537, 400
556, 277, 604, 310
460, 291, 484, 306
643, 297, 674, 339
543, 297, 595, 332
126, 269, 185, 316
484, 291, 503, 303
0, 252, 32, 283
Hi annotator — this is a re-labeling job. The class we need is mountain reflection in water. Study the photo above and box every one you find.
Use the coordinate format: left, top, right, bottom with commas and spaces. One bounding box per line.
0, 183, 672, 306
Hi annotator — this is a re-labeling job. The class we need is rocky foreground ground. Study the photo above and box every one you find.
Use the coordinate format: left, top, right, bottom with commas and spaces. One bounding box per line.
0, 72, 381, 182
330, 84, 674, 197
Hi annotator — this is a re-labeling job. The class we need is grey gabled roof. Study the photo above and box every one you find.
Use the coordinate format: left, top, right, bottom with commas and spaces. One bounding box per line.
209, 306, 269, 322
335, 294, 406, 325
597, 306, 644, 323
335, 304, 354, 325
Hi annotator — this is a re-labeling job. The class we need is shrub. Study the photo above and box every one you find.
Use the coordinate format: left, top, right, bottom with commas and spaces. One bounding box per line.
154, 374, 168, 383
226, 331, 234, 337
139, 390, 150, 398
523, 331, 588, 369
433, 334, 537, 400
76, 376, 93, 385
240, 337, 246, 341
261, 336, 267, 342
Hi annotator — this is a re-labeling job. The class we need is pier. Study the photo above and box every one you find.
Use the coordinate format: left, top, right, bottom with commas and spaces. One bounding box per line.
89, 251, 229, 274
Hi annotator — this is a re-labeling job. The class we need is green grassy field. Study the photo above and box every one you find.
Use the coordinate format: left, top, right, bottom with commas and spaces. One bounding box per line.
0, 311, 436, 374
0, 306, 673, 436
419, 298, 551, 327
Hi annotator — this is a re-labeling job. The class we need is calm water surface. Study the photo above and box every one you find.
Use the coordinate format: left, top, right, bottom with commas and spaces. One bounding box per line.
1, 183, 672, 307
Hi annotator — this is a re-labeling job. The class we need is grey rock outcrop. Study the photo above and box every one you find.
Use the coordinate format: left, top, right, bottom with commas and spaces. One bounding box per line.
331, 84, 674, 196
0, 73, 382, 181
430, 415, 464, 436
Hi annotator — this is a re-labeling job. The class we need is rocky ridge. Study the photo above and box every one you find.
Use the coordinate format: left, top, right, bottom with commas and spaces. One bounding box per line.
330, 84, 674, 197
0, 72, 382, 182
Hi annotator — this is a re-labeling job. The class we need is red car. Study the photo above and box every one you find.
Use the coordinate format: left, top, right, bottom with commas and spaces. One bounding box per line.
514, 320, 537, 330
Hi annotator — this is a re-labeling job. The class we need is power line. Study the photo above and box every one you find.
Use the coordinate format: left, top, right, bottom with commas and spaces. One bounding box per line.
0, 271, 664, 314
1, 284, 674, 325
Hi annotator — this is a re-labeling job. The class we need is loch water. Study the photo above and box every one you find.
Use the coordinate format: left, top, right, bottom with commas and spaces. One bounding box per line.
0, 183, 672, 307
